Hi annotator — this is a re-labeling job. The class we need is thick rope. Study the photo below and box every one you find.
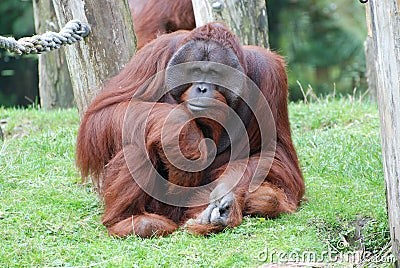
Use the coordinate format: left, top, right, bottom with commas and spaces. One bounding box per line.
0, 20, 90, 55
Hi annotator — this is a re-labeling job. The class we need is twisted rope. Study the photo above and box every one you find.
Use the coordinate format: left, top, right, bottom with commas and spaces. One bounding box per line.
0, 20, 90, 55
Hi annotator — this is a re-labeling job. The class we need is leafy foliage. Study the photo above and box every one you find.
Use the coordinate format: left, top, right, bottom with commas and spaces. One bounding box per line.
268, 0, 367, 100
0, 0, 36, 107
0, 0, 34, 37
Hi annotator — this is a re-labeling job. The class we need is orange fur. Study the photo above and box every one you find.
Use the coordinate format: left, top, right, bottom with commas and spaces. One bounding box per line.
76, 23, 305, 237
129, 0, 195, 49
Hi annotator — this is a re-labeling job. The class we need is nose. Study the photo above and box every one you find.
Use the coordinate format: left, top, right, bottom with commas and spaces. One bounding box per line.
186, 83, 216, 99
196, 84, 208, 94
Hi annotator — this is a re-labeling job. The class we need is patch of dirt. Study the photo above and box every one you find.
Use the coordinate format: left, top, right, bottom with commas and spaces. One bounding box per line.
0, 119, 38, 139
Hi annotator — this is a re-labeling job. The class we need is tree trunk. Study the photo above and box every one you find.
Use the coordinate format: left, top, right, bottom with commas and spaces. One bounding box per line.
51, 0, 136, 117
32, 0, 75, 109
368, 0, 400, 264
191, 0, 269, 48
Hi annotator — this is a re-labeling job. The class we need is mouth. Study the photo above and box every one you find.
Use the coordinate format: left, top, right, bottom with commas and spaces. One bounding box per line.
187, 102, 210, 112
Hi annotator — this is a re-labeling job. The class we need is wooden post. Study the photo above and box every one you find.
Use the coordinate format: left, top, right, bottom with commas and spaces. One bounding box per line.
368, 0, 400, 264
33, 0, 75, 109
51, 0, 136, 116
363, 37, 377, 101
191, 0, 269, 48
363, 2, 377, 101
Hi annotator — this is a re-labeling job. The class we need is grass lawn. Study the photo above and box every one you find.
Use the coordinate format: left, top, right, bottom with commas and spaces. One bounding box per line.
0, 99, 394, 267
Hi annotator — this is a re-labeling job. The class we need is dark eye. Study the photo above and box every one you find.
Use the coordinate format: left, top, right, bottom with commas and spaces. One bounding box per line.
192, 67, 202, 76
209, 69, 219, 77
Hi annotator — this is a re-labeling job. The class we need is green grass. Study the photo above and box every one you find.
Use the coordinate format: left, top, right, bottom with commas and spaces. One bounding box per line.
0, 99, 394, 267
